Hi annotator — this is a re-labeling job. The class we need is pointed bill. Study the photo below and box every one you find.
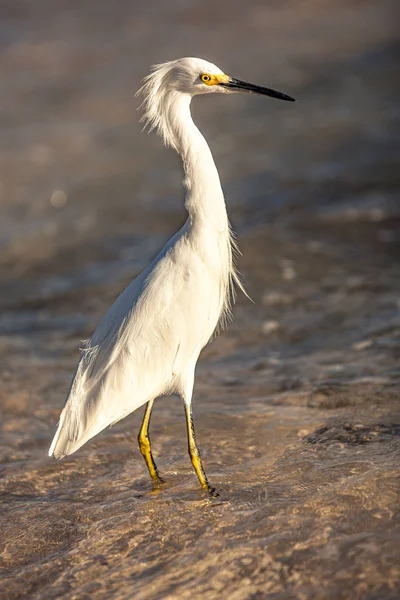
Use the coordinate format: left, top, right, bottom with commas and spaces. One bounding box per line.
219, 77, 295, 102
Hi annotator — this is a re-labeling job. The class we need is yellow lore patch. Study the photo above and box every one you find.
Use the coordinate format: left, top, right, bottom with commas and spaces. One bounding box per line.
200, 73, 230, 86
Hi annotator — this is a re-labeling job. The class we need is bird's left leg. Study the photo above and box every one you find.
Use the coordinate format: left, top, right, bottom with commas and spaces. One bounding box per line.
138, 399, 164, 484
181, 372, 218, 496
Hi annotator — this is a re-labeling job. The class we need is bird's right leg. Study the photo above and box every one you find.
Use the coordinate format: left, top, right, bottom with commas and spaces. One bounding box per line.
181, 371, 218, 496
183, 402, 218, 496
138, 399, 164, 484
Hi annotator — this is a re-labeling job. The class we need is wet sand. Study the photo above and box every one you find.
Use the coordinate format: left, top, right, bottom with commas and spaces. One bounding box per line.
1, 1, 399, 598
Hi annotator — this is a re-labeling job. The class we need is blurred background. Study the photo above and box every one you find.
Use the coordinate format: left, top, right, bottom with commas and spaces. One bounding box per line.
1, 1, 399, 599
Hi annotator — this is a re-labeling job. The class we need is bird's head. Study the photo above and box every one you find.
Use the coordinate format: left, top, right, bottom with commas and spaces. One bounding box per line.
137, 57, 294, 147
140, 57, 295, 100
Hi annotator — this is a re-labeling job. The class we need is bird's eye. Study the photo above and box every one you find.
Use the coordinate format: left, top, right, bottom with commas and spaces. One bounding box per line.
201, 74, 211, 84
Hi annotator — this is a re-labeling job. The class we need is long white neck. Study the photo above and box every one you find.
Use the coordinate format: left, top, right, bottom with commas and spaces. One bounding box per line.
163, 94, 229, 232
139, 75, 245, 321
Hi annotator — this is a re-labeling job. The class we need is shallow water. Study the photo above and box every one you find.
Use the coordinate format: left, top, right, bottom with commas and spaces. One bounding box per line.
1, 1, 400, 598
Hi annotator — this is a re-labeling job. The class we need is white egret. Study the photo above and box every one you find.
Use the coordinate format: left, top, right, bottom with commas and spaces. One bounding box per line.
48, 58, 294, 494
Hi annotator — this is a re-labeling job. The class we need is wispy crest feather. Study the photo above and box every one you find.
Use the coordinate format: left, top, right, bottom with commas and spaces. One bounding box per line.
137, 60, 186, 150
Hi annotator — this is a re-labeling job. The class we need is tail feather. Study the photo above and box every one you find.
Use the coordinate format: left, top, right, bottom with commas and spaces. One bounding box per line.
48, 338, 135, 458
48, 383, 138, 459
48, 412, 66, 458
48, 359, 152, 459
48, 407, 111, 459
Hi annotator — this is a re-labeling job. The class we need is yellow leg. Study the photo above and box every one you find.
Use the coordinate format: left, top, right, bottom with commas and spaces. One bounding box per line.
184, 403, 218, 496
138, 399, 164, 484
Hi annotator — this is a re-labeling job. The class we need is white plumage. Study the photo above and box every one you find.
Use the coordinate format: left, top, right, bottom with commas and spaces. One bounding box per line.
49, 58, 294, 493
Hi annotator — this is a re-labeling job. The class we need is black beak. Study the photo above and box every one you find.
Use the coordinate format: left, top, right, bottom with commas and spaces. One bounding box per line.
220, 77, 295, 102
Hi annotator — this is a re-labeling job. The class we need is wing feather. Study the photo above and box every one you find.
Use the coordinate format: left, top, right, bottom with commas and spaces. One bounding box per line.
49, 224, 229, 458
